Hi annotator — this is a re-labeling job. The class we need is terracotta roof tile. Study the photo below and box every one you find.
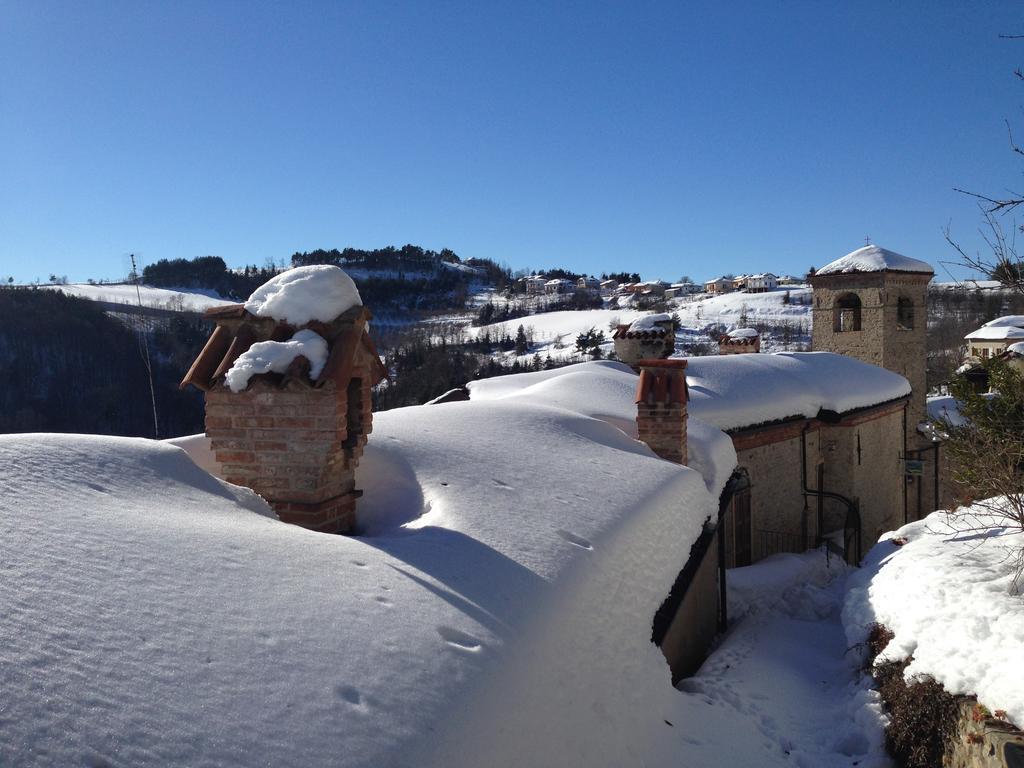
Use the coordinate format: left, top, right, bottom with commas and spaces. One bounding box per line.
180, 305, 387, 392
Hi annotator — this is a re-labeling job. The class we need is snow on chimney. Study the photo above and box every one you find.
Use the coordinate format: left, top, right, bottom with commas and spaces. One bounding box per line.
613, 313, 675, 370
634, 359, 688, 465
718, 328, 760, 355
181, 266, 387, 534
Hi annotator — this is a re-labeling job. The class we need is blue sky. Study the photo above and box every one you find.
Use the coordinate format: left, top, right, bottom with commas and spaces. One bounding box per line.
1, 1, 1022, 284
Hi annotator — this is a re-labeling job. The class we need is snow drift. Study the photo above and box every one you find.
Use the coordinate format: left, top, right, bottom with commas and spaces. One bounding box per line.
843, 504, 1024, 728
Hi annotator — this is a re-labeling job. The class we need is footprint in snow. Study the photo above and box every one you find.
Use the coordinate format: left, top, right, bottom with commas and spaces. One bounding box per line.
374, 596, 392, 606
351, 560, 369, 568
556, 529, 593, 550
491, 478, 513, 489
335, 685, 366, 709
436, 626, 483, 652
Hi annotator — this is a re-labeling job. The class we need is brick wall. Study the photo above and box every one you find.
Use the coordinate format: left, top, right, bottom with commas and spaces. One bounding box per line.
204, 370, 374, 534
635, 359, 688, 465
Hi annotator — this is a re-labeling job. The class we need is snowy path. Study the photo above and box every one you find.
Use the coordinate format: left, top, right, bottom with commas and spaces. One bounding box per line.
674, 553, 891, 767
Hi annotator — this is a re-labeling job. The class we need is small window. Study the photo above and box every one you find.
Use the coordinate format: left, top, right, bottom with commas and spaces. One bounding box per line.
833, 293, 861, 332
896, 297, 914, 330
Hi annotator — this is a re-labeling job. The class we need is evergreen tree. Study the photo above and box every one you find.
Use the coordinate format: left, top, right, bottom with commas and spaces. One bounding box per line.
515, 324, 529, 355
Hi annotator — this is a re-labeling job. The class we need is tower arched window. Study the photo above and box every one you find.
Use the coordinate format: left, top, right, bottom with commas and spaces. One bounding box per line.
896, 297, 914, 330
834, 293, 861, 332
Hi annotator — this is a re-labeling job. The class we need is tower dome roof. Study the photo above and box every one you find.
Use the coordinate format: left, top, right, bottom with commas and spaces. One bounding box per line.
816, 245, 933, 276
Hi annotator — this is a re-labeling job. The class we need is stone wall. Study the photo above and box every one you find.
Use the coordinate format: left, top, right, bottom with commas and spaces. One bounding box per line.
730, 427, 817, 565
818, 406, 906, 544
657, 525, 720, 682
723, 402, 908, 567
946, 700, 1024, 768
811, 271, 931, 429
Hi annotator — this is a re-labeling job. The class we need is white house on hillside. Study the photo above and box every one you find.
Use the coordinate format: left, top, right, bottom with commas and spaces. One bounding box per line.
744, 273, 778, 293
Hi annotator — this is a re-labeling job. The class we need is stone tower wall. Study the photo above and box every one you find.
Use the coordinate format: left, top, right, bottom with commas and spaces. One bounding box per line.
811, 271, 931, 429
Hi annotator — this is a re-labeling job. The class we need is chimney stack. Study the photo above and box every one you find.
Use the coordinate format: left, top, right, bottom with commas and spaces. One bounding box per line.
718, 329, 760, 355
181, 267, 387, 534
635, 359, 688, 465
613, 314, 675, 370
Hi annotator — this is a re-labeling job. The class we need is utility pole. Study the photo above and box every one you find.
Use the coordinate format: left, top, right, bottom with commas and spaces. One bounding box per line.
131, 254, 160, 439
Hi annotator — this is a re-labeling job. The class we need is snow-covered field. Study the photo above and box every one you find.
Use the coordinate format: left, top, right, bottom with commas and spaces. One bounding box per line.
844, 503, 1024, 728
468, 288, 813, 365
38, 282, 235, 312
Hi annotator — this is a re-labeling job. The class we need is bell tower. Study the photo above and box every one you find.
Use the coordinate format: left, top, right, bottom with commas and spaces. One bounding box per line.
810, 245, 933, 429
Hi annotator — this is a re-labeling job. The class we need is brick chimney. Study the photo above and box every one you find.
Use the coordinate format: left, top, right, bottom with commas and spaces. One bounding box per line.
181, 303, 387, 534
718, 329, 760, 355
635, 359, 688, 465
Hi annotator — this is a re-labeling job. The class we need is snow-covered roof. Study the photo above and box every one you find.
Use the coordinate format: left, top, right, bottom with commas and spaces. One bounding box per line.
1007, 341, 1024, 355
815, 245, 933, 276
467, 361, 737, 497
684, 352, 911, 432
981, 314, 1024, 329
244, 265, 362, 325
2, 363, 736, 767
964, 325, 1024, 341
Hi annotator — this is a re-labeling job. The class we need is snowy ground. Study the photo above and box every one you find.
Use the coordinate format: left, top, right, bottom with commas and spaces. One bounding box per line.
679, 551, 891, 768
844, 503, 1024, 728
37, 282, 235, 312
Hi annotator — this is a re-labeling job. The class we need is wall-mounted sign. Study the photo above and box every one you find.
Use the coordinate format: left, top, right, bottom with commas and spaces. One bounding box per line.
905, 459, 924, 476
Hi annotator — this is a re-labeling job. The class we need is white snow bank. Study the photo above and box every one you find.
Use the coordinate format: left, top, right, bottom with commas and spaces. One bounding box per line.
244, 265, 362, 324
1008, 342, 1024, 355
843, 503, 1024, 727
164, 433, 221, 475
816, 245, 933, 276
628, 313, 673, 331
685, 352, 911, 432
2, 386, 720, 766
965, 325, 1024, 341
728, 549, 844, 620
467, 361, 737, 497
224, 329, 328, 392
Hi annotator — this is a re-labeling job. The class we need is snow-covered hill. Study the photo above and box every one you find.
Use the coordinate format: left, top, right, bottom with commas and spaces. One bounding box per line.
468, 287, 813, 364
38, 283, 235, 312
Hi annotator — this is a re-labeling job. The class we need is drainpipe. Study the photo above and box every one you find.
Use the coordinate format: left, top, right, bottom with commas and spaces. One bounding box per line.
716, 474, 740, 632
801, 422, 862, 564
902, 403, 909, 525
